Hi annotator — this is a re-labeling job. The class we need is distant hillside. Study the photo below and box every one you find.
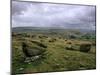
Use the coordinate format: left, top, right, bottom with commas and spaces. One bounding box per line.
12, 27, 95, 34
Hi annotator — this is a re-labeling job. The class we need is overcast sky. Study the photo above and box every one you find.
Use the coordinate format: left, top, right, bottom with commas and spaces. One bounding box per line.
12, 1, 96, 30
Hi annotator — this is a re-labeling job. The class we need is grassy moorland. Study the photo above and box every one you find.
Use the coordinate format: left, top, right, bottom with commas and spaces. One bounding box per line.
12, 27, 96, 74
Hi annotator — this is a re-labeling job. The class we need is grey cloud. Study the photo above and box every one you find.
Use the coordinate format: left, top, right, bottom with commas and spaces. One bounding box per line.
12, 1, 30, 15
12, 1, 96, 30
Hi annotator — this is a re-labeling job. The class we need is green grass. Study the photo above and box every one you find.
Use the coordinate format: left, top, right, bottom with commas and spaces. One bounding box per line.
12, 32, 96, 74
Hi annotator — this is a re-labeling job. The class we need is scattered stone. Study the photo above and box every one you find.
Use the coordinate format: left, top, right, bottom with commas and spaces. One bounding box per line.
34, 55, 40, 59
48, 38, 56, 42
29, 55, 43, 62
19, 68, 24, 71
65, 45, 74, 50
28, 62, 31, 64
24, 58, 31, 63
67, 41, 72, 44
63, 55, 69, 60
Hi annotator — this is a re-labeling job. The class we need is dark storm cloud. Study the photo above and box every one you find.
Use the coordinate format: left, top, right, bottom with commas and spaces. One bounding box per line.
12, 1, 96, 30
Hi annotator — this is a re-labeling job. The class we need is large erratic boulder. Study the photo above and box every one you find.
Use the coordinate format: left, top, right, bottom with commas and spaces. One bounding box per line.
22, 41, 46, 58
65, 42, 91, 53
80, 43, 91, 52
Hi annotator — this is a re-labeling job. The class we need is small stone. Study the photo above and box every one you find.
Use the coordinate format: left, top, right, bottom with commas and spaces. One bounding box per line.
28, 62, 31, 64
34, 55, 40, 60
31, 55, 41, 61
63, 55, 69, 60
19, 68, 24, 71
24, 58, 30, 63
56, 64, 60, 66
